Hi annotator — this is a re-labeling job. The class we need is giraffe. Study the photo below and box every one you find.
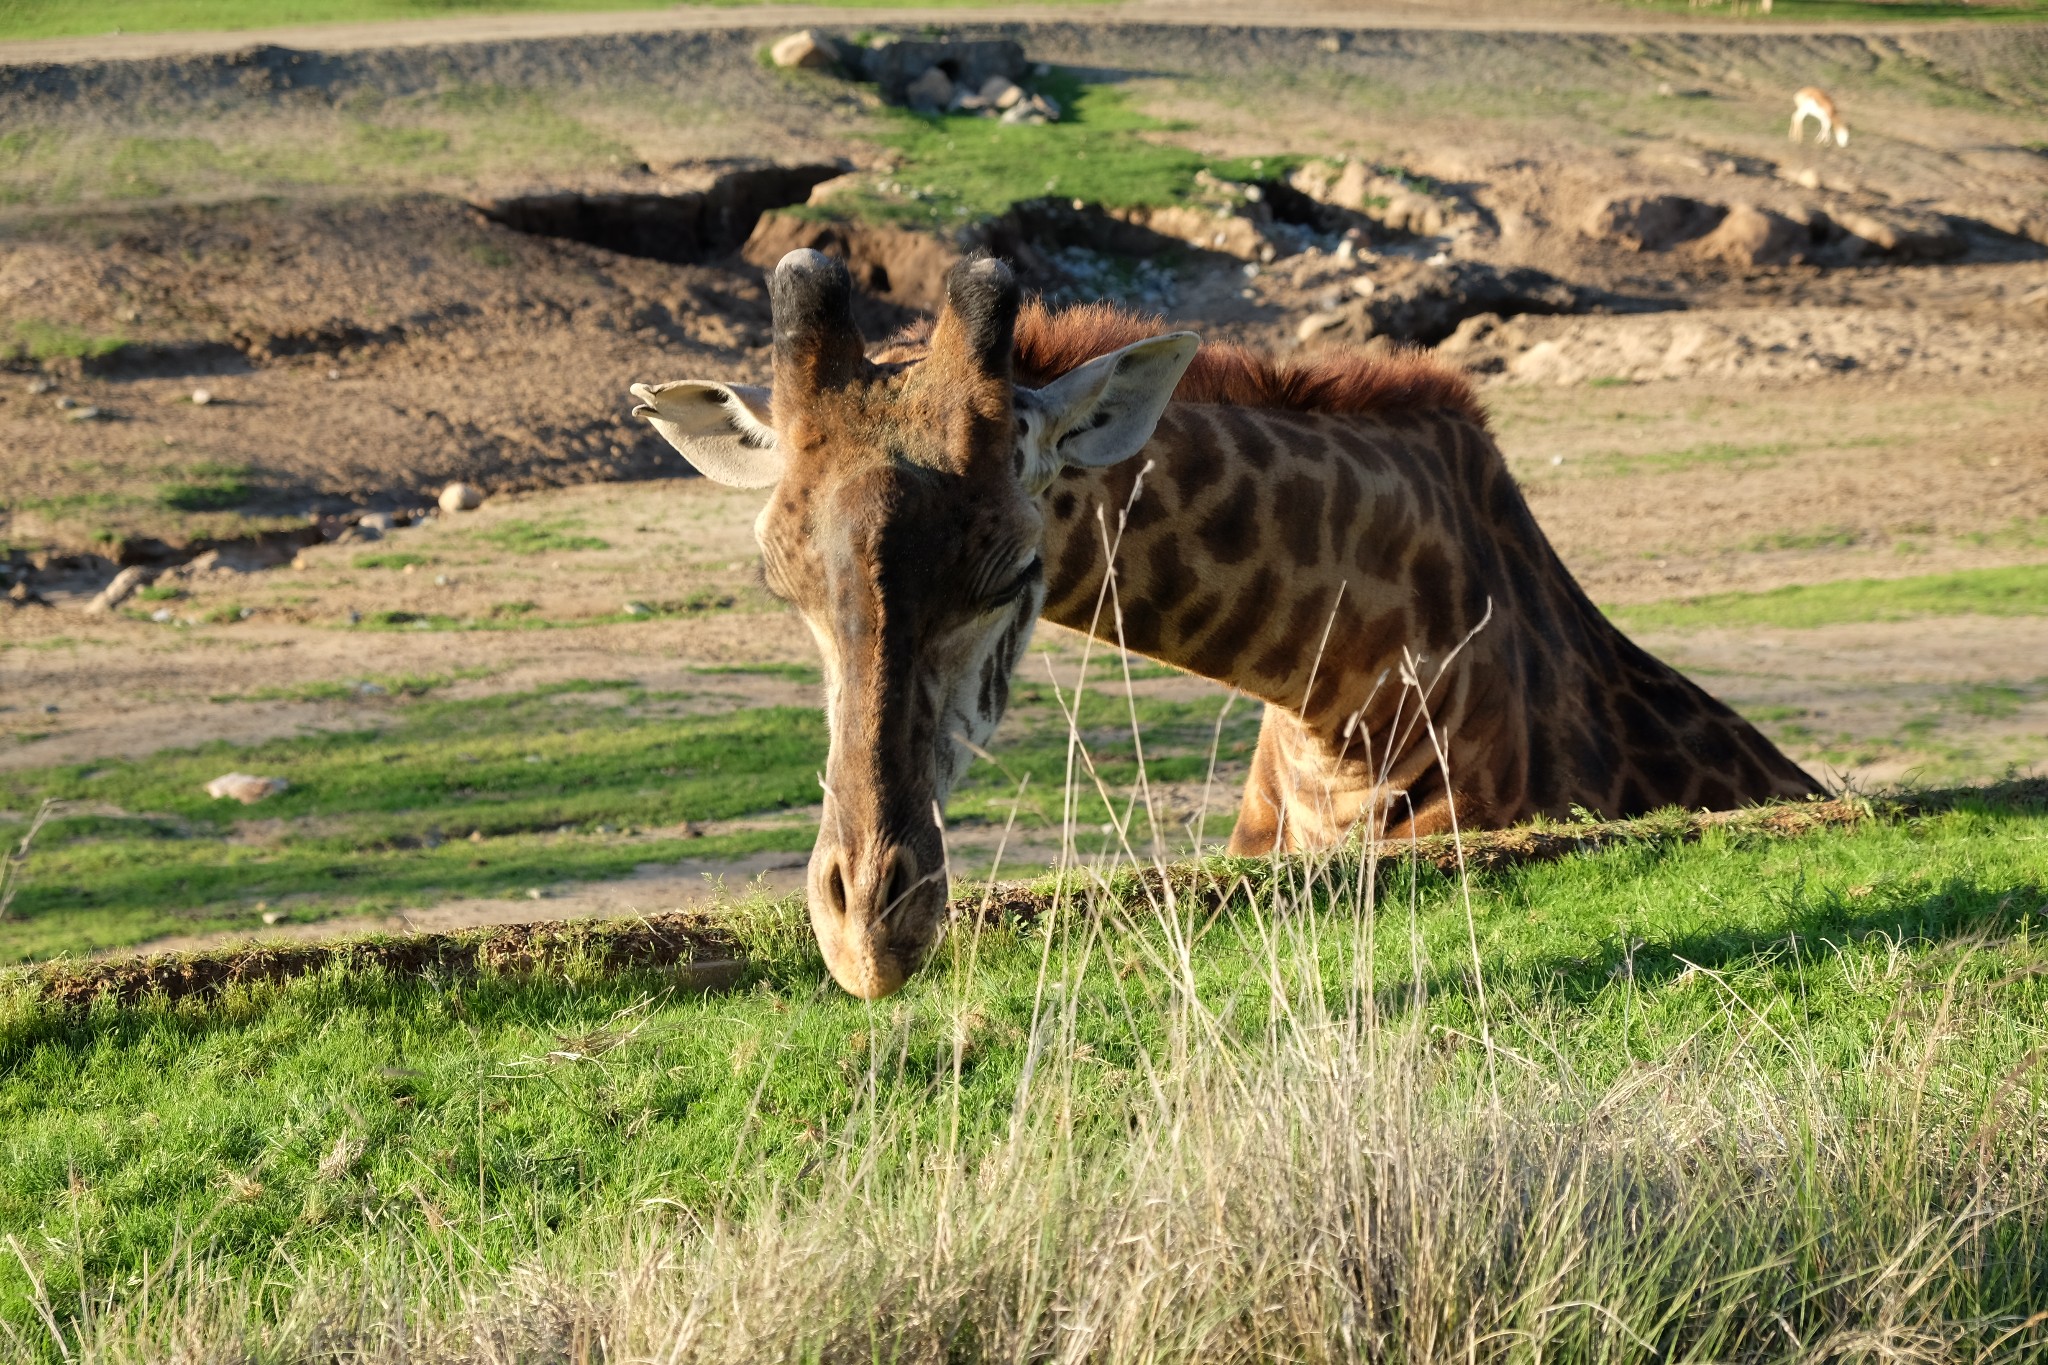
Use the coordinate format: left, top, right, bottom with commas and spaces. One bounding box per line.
1790, 86, 1849, 147
632, 249, 1823, 999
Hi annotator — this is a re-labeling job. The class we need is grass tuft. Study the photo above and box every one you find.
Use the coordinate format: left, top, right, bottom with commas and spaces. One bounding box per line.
4, 318, 126, 362
469, 518, 609, 555
1611, 564, 2048, 632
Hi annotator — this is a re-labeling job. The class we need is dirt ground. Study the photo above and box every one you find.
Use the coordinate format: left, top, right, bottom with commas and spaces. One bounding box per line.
3, 10, 2045, 951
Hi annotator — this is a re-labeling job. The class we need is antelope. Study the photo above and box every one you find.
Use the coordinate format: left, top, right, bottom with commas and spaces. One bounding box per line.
1790, 87, 1848, 147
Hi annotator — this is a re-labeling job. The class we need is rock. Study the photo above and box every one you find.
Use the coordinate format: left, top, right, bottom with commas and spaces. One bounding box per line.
150, 607, 175, 623
1580, 194, 1726, 251
861, 38, 1025, 106
25, 375, 55, 395
206, 772, 289, 804
1288, 159, 1373, 211
187, 549, 225, 574
1831, 207, 1963, 262
1296, 310, 1347, 344
1288, 159, 1475, 241
358, 511, 394, 533
55, 395, 78, 409
981, 75, 1024, 109
65, 405, 102, 422
261, 910, 284, 925
1795, 167, 1822, 190
623, 601, 653, 616
1381, 192, 1448, 237
190, 387, 213, 406
904, 65, 954, 112
999, 102, 1047, 126
438, 482, 484, 513
743, 210, 966, 311
1309, 260, 1595, 348
1688, 203, 1808, 267
804, 175, 859, 208
1111, 204, 1280, 260
770, 30, 836, 70
85, 565, 150, 614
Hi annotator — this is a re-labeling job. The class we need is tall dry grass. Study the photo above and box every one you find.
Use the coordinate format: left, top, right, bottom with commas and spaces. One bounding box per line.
36, 906, 2048, 1363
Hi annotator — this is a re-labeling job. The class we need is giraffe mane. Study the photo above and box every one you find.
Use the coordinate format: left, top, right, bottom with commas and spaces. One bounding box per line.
873, 298, 1487, 429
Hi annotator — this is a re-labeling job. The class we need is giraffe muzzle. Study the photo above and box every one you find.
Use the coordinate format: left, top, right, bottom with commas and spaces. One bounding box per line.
807, 836, 946, 1000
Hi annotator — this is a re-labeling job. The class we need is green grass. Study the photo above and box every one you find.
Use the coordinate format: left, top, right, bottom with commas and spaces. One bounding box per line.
1604, 440, 1795, 475
1950, 681, 2030, 718
338, 589, 756, 632
3, 317, 125, 363
1611, 564, 2048, 632
0, 686, 829, 960
1613, 0, 2048, 19
212, 666, 493, 704
0, 676, 1256, 961
1962, 515, 2048, 551
1745, 525, 1864, 553
1, 790, 2044, 1357
467, 518, 608, 555
351, 551, 431, 571
822, 73, 1293, 228
0, 0, 1062, 42
0, 91, 645, 204
156, 462, 252, 514
689, 661, 824, 684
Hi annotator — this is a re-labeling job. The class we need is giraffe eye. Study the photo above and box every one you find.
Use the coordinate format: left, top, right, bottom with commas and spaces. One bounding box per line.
986, 556, 1042, 611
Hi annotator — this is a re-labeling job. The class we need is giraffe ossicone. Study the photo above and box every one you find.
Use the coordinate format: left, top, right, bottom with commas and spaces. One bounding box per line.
633, 247, 1822, 1000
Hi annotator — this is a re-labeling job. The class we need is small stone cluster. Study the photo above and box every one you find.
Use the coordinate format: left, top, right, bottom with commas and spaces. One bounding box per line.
769, 30, 1060, 124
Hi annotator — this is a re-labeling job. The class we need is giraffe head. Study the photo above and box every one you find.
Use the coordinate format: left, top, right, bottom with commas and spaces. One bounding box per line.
632, 250, 1197, 998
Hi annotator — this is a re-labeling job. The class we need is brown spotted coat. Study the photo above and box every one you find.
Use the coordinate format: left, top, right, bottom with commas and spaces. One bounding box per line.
975, 303, 1824, 850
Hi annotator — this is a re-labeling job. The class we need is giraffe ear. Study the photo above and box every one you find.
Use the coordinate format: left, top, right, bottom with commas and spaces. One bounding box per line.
629, 380, 782, 488
1016, 332, 1199, 485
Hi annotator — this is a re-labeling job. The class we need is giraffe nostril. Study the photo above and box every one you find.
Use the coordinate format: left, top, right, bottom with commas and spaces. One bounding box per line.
823, 856, 851, 920
880, 849, 918, 919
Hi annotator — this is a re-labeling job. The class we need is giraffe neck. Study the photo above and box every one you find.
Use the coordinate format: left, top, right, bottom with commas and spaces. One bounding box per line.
1034, 401, 1820, 838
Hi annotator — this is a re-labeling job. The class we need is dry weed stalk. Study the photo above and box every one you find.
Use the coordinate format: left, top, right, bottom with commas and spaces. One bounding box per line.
0, 798, 64, 922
